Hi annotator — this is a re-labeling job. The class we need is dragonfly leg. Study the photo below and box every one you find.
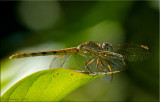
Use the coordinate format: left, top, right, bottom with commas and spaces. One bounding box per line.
96, 58, 99, 68
99, 58, 106, 71
107, 64, 112, 71
96, 57, 105, 72
99, 58, 112, 72
85, 58, 95, 73
99, 58, 113, 81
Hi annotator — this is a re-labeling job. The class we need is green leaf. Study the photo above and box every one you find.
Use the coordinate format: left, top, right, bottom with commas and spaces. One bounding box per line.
1, 68, 107, 102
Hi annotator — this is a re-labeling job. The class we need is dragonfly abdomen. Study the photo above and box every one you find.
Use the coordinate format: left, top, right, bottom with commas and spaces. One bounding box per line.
9, 48, 78, 59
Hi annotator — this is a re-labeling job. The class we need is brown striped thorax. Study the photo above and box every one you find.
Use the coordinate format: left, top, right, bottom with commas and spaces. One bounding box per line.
77, 41, 113, 57
9, 41, 151, 76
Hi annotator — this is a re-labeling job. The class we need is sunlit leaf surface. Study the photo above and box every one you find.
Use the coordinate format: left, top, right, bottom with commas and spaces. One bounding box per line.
1, 68, 106, 101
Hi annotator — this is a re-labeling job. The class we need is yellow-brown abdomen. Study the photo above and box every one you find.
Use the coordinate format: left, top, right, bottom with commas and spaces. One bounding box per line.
9, 48, 78, 59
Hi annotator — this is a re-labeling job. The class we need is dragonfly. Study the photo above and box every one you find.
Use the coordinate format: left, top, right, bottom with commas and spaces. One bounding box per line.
9, 41, 151, 80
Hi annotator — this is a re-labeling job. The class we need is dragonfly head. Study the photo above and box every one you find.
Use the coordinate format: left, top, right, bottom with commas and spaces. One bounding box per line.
101, 43, 113, 51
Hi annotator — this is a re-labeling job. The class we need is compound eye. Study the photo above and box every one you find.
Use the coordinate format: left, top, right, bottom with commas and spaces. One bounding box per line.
102, 43, 111, 51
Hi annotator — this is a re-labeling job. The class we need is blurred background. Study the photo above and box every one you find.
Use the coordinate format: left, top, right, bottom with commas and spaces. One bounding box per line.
1, 1, 159, 101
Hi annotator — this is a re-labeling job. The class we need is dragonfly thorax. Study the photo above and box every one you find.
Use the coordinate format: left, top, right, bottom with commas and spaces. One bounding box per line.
77, 41, 102, 57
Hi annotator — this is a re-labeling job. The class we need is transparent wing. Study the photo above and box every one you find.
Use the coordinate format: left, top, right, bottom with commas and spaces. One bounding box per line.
73, 54, 86, 70
49, 55, 70, 69
99, 51, 126, 72
74, 54, 107, 72
74, 51, 126, 73
112, 43, 151, 61
100, 75, 113, 83
74, 52, 122, 82
97, 51, 125, 82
